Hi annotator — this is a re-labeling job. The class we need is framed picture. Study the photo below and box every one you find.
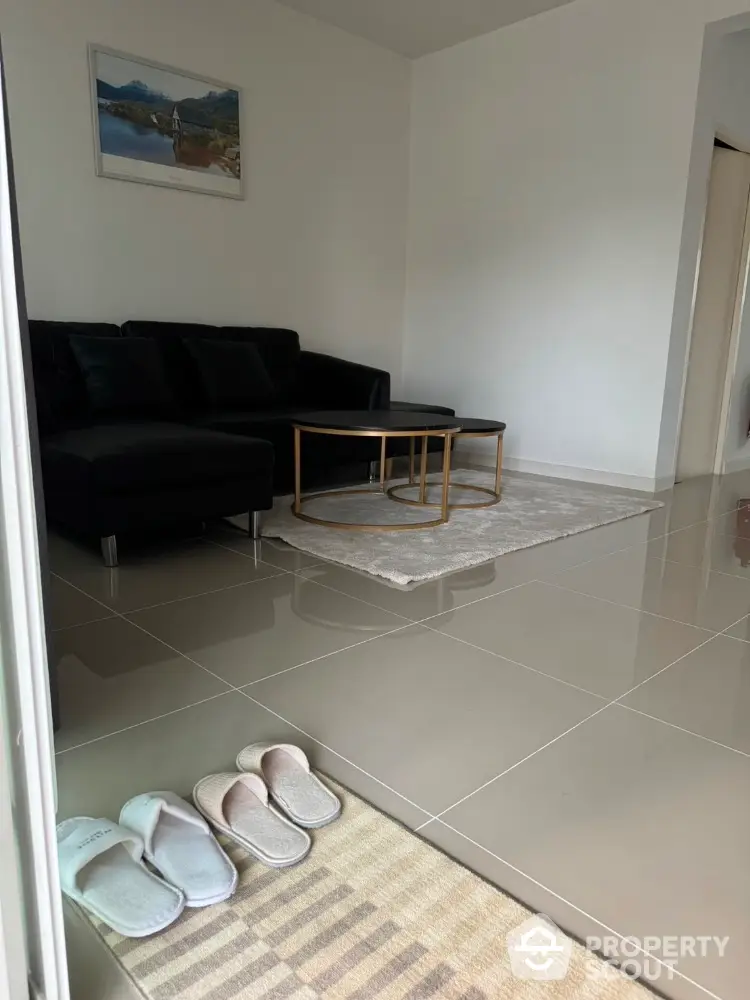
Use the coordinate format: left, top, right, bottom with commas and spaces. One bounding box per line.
89, 44, 243, 199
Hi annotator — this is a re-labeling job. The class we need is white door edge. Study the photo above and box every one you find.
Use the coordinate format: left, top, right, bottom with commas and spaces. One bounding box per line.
716, 172, 750, 473
0, 50, 68, 1000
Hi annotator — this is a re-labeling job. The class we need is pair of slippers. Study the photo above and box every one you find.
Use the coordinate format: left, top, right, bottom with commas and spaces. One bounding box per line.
193, 742, 341, 869
57, 743, 341, 938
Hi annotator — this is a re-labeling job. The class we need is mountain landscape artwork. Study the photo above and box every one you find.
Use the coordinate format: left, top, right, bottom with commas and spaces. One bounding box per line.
90, 46, 243, 198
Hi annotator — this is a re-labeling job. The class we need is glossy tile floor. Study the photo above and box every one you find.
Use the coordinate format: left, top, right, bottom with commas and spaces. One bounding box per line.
51, 470, 750, 1000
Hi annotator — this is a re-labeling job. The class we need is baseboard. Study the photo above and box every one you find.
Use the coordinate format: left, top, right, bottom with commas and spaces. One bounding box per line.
653, 473, 675, 493
457, 445, 660, 493
723, 453, 750, 475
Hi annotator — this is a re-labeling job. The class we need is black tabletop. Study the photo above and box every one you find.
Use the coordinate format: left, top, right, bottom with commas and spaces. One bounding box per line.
453, 417, 506, 433
293, 410, 461, 432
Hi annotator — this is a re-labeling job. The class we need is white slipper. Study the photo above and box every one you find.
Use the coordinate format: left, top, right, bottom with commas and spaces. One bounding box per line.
192, 772, 311, 868
236, 742, 341, 829
119, 791, 238, 907
57, 817, 184, 938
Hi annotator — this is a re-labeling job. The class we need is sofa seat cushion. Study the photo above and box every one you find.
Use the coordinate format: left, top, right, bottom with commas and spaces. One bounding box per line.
41, 422, 273, 495
191, 409, 380, 488
191, 408, 307, 434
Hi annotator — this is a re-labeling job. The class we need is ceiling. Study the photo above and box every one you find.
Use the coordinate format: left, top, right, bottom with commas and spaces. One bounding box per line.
274, 0, 577, 58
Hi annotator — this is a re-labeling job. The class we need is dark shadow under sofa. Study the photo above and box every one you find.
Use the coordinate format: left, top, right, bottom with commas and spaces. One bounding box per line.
30, 319, 451, 566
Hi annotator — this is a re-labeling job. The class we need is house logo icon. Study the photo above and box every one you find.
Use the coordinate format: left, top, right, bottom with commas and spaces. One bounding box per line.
506, 914, 573, 980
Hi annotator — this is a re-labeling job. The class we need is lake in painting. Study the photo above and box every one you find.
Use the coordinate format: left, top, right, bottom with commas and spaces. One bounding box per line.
98, 106, 235, 176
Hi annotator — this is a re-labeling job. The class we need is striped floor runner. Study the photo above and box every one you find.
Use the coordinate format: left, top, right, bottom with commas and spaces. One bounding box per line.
85, 779, 653, 999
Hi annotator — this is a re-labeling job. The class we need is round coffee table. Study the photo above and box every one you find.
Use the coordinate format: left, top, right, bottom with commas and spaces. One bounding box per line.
387, 416, 506, 510
292, 411, 460, 530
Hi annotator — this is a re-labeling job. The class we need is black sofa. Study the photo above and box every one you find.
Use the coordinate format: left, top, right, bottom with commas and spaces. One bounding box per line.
122, 320, 391, 491
29, 319, 398, 564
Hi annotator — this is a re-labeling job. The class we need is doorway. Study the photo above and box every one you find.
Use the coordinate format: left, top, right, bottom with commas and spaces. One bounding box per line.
676, 142, 750, 481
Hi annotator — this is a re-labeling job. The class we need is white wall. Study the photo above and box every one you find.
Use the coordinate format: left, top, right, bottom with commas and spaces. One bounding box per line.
0, 0, 411, 384
405, 0, 750, 490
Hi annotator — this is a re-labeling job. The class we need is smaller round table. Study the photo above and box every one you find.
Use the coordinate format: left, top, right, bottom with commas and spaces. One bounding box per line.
387, 417, 506, 511
292, 411, 461, 530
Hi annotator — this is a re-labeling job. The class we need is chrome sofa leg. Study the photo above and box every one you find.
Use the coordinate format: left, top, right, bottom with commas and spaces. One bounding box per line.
101, 534, 118, 568
369, 461, 378, 483
249, 511, 262, 540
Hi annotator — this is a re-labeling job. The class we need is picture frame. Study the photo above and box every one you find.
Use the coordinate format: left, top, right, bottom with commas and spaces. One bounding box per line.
88, 43, 244, 200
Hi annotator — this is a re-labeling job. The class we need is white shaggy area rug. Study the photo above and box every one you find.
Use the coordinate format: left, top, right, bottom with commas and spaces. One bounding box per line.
262, 470, 663, 585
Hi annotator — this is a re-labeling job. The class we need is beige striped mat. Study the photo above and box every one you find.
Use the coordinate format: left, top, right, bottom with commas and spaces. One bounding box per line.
84, 779, 653, 999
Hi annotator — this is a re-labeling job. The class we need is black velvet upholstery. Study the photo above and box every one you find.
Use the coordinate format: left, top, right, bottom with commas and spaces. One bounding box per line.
29, 318, 396, 543
40, 422, 273, 538
297, 351, 390, 411
69, 335, 178, 417
41, 422, 270, 494
119, 322, 391, 489
184, 338, 276, 410
29, 320, 120, 433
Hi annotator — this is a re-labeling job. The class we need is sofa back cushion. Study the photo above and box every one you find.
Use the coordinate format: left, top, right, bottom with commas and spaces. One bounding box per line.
183, 338, 276, 409
68, 334, 178, 418
121, 321, 217, 410
221, 326, 301, 403
121, 321, 302, 410
28, 321, 122, 434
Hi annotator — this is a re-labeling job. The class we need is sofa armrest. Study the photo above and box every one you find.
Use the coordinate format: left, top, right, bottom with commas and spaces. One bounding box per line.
296, 351, 390, 410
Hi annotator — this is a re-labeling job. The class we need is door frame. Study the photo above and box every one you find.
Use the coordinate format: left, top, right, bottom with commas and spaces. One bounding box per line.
675, 131, 750, 480
714, 173, 750, 473
0, 44, 68, 1000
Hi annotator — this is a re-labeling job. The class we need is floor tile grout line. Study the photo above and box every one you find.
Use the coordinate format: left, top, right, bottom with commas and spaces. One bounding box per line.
657, 548, 750, 573
119, 613, 243, 691
50, 506, 725, 633
416, 625, 613, 702
607, 607, 750, 700
418, 702, 614, 828
51, 571, 118, 613
52, 571, 422, 749
613, 702, 750, 758
657, 551, 750, 586
239, 622, 417, 688
291, 573, 417, 625
122, 571, 289, 616
237, 688, 437, 823
200, 534, 298, 570
52, 613, 118, 632
721, 619, 750, 639
426, 625, 725, 825
285, 504, 750, 632
410, 582, 541, 626
421, 819, 724, 1000
51, 565, 289, 619
51, 522, 728, 759
202, 532, 329, 575
288, 516, 684, 631
529, 504, 750, 585
53, 617, 414, 755
539, 577, 727, 632
296, 571, 534, 627
54, 691, 233, 755
51, 573, 243, 693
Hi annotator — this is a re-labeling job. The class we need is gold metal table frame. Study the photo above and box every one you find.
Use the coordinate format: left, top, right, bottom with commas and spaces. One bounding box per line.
387, 427, 504, 511
292, 423, 460, 530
